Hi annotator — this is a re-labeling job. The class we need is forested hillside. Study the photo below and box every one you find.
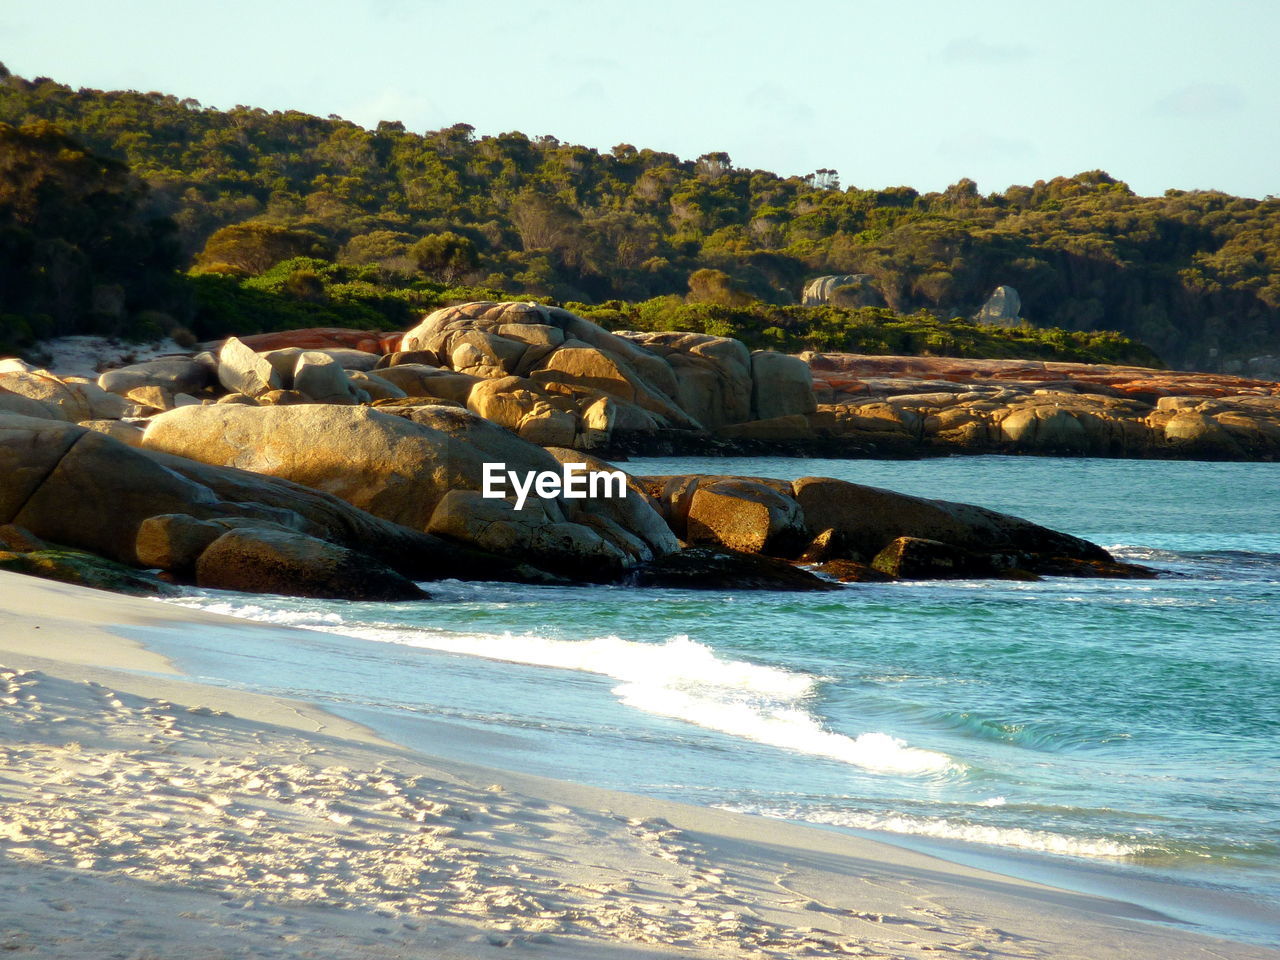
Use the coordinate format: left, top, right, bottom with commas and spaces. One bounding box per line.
3, 64, 1278, 369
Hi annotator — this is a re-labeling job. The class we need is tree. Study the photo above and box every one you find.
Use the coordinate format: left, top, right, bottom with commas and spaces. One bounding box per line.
193, 222, 334, 275
687, 268, 751, 307
411, 231, 479, 283
508, 191, 579, 252
0, 120, 179, 338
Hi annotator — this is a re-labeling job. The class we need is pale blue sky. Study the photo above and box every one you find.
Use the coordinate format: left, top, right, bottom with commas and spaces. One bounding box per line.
4, 0, 1276, 198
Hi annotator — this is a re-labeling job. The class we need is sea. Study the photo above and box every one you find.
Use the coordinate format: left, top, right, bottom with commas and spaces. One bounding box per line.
139, 455, 1280, 947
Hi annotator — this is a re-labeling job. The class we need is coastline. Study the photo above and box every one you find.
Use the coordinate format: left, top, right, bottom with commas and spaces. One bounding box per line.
2, 570, 1276, 958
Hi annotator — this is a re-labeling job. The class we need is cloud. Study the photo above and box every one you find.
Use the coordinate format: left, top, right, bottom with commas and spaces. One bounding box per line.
1154, 83, 1245, 117
941, 35, 1030, 64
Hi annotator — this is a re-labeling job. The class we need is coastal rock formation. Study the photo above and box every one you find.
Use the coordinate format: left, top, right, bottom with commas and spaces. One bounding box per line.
804, 354, 1280, 460
643, 471, 1132, 581
141, 403, 678, 578
613, 331, 752, 429
0, 412, 543, 597
791, 475, 1106, 567
397, 301, 816, 446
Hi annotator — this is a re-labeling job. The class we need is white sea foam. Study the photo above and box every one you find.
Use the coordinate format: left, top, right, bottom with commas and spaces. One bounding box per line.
724, 804, 1144, 858
169, 596, 958, 777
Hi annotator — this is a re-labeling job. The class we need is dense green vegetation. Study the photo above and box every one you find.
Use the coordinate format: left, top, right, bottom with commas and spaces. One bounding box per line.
571, 299, 1156, 364
2, 64, 1275, 367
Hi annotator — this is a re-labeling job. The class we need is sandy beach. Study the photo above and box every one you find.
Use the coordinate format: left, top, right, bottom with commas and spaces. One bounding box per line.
0, 569, 1275, 960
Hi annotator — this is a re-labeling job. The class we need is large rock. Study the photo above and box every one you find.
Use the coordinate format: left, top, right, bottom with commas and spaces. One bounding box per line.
750, 351, 817, 420
974, 285, 1022, 327
0, 412, 541, 587
374, 364, 479, 404
293, 351, 359, 404
801, 274, 882, 307
685, 478, 807, 557
135, 513, 228, 574
428, 491, 628, 579
194, 526, 426, 601
140, 404, 675, 577
534, 343, 698, 429
98, 357, 210, 397
346, 370, 407, 401
792, 476, 1109, 567
260, 347, 304, 387
217, 336, 281, 398
0, 415, 92, 522
142, 404, 551, 532
0, 370, 91, 421
401, 302, 698, 432
616, 332, 752, 428
467, 376, 578, 448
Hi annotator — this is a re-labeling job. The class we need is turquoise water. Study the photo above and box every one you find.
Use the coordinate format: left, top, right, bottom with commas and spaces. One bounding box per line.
153, 456, 1280, 945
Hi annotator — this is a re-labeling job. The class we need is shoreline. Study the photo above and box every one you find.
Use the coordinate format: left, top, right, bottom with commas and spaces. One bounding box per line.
2, 570, 1277, 958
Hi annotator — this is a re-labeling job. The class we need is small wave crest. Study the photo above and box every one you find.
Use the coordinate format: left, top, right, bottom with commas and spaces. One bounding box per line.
170, 595, 958, 777
725, 803, 1147, 859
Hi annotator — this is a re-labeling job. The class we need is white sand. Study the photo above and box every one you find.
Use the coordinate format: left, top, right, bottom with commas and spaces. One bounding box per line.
0, 570, 1275, 959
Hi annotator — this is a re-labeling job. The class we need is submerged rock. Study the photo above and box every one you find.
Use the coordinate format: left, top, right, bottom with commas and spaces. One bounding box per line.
630, 546, 839, 592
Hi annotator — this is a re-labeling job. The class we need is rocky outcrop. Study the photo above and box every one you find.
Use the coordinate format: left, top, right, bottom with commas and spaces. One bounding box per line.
615, 332, 752, 429
791, 475, 1107, 569
7, 305, 1279, 462
140, 404, 678, 579
973, 285, 1022, 327
803, 354, 1280, 460
801, 275, 884, 308
642, 471, 1140, 583
0, 411, 542, 596
398, 301, 816, 448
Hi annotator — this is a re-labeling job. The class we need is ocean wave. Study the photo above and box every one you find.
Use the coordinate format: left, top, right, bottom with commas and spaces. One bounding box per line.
168, 595, 958, 777
724, 803, 1147, 858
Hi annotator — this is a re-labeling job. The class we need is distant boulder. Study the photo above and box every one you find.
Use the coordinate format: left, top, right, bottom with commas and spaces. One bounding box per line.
974, 285, 1022, 327
801, 274, 884, 308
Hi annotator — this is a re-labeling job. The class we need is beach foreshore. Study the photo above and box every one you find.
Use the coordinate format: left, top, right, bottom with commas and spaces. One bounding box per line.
1, 570, 1276, 960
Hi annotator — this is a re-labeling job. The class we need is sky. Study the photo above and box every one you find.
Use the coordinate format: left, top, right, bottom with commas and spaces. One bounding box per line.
3, 0, 1277, 199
